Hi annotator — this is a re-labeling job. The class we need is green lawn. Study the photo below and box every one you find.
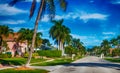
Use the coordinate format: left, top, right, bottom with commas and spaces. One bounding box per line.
105, 58, 120, 63
0, 69, 48, 73
0, 58, 46, 65
0, 56, 83, 66
32, 58, 73, 66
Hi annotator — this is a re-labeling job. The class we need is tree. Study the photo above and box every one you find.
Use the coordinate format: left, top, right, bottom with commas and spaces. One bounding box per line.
110, 38, 118, 48
49, 19, 71, 56
0, 25, 13, 53
49, 19, 64, 50
117, 35, 120, 49
8, 0, 67, 66
101, 39, 111, 56
26, 0, 67, 66
42, 39, 51, 46
18, 28, 42, 48
112, 48, 120, 56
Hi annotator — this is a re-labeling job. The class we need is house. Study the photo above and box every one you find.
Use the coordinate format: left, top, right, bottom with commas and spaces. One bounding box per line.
2, 33, 28, 57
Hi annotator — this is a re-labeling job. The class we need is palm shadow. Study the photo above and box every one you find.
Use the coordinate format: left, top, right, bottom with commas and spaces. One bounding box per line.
64, 62, 120, 70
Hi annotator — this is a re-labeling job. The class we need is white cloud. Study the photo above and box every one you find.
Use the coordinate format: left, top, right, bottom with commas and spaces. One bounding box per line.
102, 32, 115, 35
0, 20, 26, 24
41, 15, 49, 22
55, 12, 78, 20
38, 28, 49, 33
0, 4, 28, 16
80, 13, 108, 23
54, 12, 108, 23
71, 34, 87, 40
37, 11, 108, 23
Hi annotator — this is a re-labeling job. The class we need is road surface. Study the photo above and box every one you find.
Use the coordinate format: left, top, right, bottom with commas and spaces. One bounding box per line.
50, 56, 120, 73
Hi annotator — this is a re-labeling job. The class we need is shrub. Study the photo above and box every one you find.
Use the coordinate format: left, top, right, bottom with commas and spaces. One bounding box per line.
112, 49, 120, 56
0, 53, 12, 58
24, 53, 39, 58
38, 50, 61, 58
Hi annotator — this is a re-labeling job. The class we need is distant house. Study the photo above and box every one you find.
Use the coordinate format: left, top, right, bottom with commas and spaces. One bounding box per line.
109, 48, 114, 54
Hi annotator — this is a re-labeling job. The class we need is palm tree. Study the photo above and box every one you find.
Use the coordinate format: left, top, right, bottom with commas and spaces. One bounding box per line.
110, 38, 118, 48
35, 32, 43, 48
49, 19, 64, 50
0, 25, 13, 49
49, 19, 71, 56
101, 39, 111, 56
117, 35, 120, 49
27, 0, 67, 66
42, 39, 51, 46
72, 38, 83, 49
71, 38, 85, 55
8, 0, 67, 66
18, 28, 42, 48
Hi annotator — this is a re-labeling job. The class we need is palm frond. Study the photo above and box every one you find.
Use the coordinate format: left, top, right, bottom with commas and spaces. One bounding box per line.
59, 0, 67, 11
39, 0, 46, 20
47, 0, 55, 20
29, 0, 37, 19
8, 0, 25, 6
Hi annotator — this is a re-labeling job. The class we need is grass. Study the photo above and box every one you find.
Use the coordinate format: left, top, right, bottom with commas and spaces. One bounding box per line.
0, 68, 48, 73
0, 55, 83, 66
0, 58, 46, 65
105, 58, 120, 63
32, 58, 73, 66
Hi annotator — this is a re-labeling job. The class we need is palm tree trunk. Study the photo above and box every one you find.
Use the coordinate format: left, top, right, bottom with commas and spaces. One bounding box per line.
0, 36, 2, 54
62, 42, 65, 56
60, 41, 64, 56
25, 0, 45, 66
58, 38, 60, 50
0, 36, 2, 46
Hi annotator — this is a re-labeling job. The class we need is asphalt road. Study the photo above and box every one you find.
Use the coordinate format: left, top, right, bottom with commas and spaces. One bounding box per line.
50, 56, 120, 73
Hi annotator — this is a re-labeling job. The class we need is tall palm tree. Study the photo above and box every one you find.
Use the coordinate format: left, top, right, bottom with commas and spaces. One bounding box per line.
8, 0, 67, 66
49, 19, 71, 56
27, 0, 67, 66
49, 19, 64, 50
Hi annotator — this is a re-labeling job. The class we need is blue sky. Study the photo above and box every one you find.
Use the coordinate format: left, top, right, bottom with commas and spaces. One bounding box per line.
0, 0, 120, 48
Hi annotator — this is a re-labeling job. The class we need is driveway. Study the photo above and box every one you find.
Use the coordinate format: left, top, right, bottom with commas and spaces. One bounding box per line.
50, 56, 120, 73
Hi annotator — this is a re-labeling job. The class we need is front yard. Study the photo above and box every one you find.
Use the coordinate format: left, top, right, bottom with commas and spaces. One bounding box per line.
0, 58, 46, 65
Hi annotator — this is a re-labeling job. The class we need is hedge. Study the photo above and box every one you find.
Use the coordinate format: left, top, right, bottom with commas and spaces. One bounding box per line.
37, 50, 61, 58
24, 53, 39, 58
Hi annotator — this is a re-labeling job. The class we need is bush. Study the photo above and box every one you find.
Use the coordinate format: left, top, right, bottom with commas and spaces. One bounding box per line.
38, 50, 61, 58
24, 53, 39, 58
112, 49, 120, 56
0, 53, 12, 58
